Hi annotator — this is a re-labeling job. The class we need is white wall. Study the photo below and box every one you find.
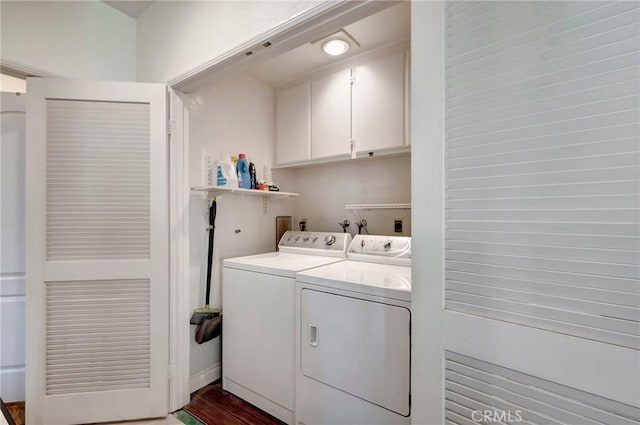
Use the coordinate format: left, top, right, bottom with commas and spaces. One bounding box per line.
188, 72, 296, 382
0, 0, 136, 81
289, 156, 411, 236
136, 0, 321, 83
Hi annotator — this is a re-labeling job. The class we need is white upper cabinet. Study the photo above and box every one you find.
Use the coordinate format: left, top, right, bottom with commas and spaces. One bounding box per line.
276, 82, 310, 165
274, 47, 409, 167
352, 50, 406, 154
310, 68, 352, 160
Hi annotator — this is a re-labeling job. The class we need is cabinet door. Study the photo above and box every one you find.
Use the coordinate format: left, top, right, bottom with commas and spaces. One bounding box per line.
276, 82, 310, 165
311, 69, 352, 160
352, 50, 405, 153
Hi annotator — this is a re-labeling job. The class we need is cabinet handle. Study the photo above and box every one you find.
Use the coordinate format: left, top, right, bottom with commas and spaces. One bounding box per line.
308, 324, 319, 347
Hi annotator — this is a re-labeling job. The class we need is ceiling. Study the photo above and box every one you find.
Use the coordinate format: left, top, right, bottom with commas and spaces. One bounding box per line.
102, 1, 154, 18
248, 1, 410, 88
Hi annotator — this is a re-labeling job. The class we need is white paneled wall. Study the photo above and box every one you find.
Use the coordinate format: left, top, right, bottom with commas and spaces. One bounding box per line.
0, 93, 26, 402
444, 1, 640, 349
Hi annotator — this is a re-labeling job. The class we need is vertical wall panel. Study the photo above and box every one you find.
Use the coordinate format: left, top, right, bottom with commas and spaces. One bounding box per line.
1, 93, 26, 402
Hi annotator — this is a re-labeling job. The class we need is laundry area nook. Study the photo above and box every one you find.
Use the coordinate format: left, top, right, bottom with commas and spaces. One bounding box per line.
1, 1, 638, 425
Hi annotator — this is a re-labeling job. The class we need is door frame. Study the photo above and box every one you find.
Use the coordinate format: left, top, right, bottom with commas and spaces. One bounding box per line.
410, 2, 445, 424
168, 88, 191, 411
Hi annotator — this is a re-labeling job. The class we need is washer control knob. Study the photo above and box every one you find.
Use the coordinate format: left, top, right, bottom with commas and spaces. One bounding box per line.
324, 235, 336, 246
295, 236, 301, 242
384, 241, 392, 250
303, 236, 310, 242
312, 237, 318, 243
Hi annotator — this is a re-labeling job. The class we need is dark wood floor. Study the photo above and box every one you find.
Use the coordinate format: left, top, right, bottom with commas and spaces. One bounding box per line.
0, 382, 280, 425
184, 382, 284, 425
3, 401, 25, 425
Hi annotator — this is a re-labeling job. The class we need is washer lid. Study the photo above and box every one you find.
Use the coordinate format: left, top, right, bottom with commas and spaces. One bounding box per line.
297, 260, 411, 302
223, 252, 345, 278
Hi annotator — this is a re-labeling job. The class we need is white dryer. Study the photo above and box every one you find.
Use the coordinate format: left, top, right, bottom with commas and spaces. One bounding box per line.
295, 235, 411, 425
222, 231, 352, 425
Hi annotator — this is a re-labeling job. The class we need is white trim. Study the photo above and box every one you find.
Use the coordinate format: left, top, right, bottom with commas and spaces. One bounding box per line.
190, 363, 221, 394
410, 2, 445, 425
444, 312, 640, 407
0, 273, 25, 296
169, 1, 396, 92
0, 59, 60, 79
168, 88, 191, 412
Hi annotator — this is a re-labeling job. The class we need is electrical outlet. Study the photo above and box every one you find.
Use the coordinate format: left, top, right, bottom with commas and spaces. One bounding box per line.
394, 219, 403, 233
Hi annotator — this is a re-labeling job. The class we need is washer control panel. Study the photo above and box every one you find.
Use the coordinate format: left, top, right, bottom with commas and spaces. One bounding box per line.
279, 231, 352, 253
348, 235, 411, 259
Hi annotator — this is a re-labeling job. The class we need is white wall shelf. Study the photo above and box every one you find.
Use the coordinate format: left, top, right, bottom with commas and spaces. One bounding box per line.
191, 185, 300, 201
345, 203, 411, 210
192, 186, 299, 214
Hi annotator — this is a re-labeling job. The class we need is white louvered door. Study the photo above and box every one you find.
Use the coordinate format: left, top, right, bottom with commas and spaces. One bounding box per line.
414, 2, 640, 424
25, 79, 168, 425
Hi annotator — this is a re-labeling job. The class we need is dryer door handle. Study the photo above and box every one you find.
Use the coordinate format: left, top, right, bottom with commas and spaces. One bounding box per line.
308, 324, 319, 347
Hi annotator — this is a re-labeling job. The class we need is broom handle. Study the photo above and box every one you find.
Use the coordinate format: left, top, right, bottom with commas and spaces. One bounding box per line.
205, 199, 216, 306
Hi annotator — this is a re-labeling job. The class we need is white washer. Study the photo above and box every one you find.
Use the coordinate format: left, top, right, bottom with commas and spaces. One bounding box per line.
295, 235, 411, 425
222, 231, 352, 425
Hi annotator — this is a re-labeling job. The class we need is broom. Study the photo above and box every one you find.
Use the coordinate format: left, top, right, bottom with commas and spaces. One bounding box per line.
190, 199, 221, 338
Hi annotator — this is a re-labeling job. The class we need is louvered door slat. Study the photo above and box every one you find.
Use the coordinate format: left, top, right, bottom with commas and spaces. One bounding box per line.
45, 100, 150, 261
445, 352, 640, 425
444, 0, 640, 350
45, 279, 150, 396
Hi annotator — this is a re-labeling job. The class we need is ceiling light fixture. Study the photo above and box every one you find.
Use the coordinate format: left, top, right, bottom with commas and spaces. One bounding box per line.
322, 39, 350, 56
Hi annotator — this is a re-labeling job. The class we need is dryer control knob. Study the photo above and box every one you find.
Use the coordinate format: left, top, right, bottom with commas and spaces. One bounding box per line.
324, 235, 336, 246
384, 241, 392, 250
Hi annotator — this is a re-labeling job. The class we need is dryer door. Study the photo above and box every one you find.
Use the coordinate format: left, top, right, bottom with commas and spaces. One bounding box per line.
300, 289, 411, 416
